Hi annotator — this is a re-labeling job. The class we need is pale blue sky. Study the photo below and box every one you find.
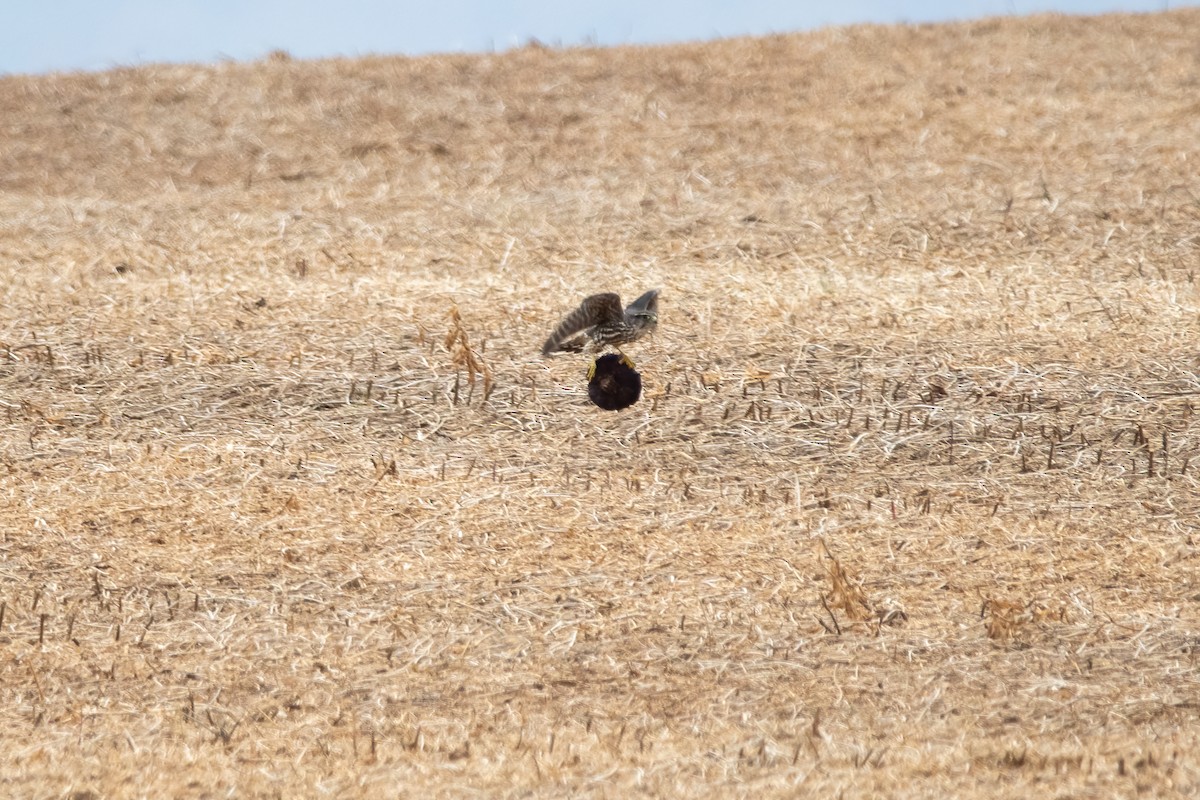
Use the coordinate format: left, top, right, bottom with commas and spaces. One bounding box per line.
1, 0, 1186, 76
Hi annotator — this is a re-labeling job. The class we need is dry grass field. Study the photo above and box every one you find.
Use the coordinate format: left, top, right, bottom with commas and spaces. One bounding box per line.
2, 9, 1200, 798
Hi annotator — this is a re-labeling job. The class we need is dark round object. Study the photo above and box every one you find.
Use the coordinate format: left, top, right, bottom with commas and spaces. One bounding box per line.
587, 353, 642, 411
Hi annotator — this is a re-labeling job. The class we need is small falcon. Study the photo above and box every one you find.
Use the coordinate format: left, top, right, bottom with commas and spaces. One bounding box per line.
541, 289, 659, 355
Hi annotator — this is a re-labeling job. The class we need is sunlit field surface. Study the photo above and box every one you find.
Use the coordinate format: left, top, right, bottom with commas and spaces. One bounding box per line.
1, 10, 1198, 797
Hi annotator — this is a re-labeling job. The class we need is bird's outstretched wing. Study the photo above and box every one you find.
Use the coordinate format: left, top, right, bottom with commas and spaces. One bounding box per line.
541, 292, 624, 355
624, 289, 659, 316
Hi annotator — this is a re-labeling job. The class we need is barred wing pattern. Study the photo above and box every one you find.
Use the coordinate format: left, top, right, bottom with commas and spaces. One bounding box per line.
541, 292, 625, 355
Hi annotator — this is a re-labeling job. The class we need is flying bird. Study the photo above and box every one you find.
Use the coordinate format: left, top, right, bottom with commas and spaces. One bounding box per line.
541, 289, 660, 355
